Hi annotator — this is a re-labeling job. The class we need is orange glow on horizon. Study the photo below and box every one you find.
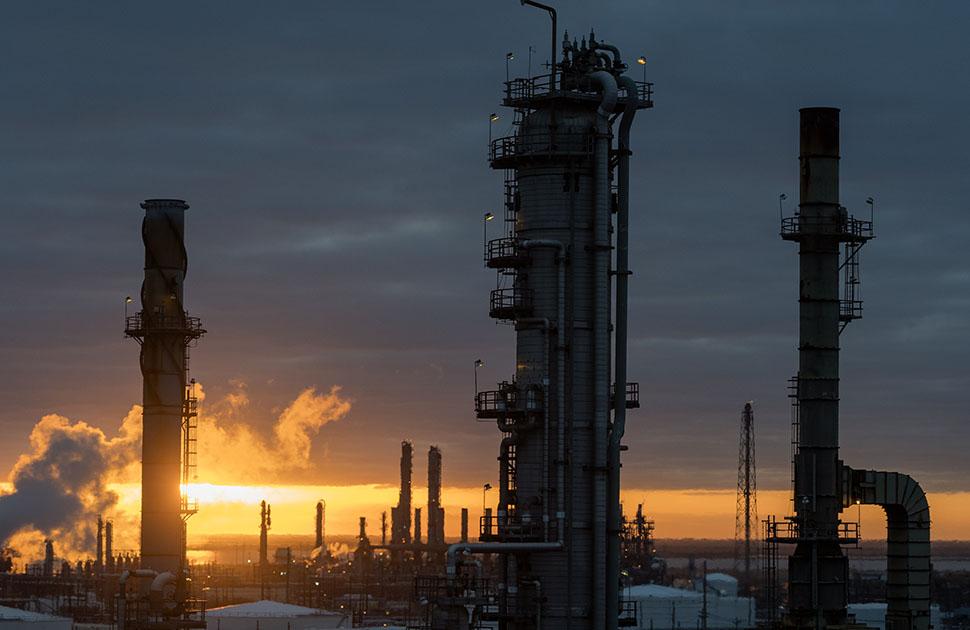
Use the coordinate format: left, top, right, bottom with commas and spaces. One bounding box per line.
99, 483, 970, 542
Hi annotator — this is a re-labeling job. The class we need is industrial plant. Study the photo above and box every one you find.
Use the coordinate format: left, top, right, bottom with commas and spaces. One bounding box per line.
0, 4, 963, 630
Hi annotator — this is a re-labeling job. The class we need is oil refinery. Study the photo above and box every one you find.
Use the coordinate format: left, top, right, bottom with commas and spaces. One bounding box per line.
0, 3, 965, 630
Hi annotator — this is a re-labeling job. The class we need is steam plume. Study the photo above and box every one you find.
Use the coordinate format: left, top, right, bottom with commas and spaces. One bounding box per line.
197, 383, 351, 483
0, 407, 141, 559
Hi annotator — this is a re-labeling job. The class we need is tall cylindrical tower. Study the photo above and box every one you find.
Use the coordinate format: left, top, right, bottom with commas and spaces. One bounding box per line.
126, 198, 204, 575
428, 446, 445, 546
787, 109, 849, 625
473, 28, 651, 630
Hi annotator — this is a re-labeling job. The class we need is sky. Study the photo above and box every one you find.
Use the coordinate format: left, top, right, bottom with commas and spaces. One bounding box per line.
1, 2, 968, 540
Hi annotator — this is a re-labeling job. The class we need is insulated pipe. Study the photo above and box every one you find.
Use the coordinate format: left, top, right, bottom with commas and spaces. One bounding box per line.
520, 238, 568, 543
589, 70, 617, 630
843, 467, 931, 630
606, 74, 639, 630
446, 542, 562, 577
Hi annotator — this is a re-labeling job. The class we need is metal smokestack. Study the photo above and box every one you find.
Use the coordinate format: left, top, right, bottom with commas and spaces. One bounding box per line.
96, 515, 104, 574
786, 108, 850, 626
125, 199, 204, 575
43, 539, 54, 577
259, 500, 271, 568
105, 520, 114, 572
428, 446, 444, 546
391, 441, 413, 547
414, 507, 422, 545
315, 500, 325, 549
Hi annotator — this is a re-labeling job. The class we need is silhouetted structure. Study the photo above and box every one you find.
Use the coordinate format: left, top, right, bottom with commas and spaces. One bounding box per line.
734, 402, 758, 594
765, 108, 930, 630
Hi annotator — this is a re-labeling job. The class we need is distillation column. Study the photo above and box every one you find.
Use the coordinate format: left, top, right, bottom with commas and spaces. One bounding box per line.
126, 199, 204, 575
468, 25, 651, 630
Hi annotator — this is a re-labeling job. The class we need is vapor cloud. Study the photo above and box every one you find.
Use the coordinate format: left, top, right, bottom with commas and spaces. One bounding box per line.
0, 407, 141, 561
0, 383, 351, 562
196, 383, 352, 484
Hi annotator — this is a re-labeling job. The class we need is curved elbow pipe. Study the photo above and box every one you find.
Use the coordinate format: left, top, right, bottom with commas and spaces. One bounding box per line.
588, 71, 618, 119
594, 42, 624, 69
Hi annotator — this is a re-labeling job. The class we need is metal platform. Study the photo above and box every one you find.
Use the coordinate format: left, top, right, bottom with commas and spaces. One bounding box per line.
124, 311, 205, 340
503, 71, 654, 111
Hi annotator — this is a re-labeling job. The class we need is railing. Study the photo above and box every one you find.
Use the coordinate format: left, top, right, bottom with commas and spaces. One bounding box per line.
839, 298, 864, 322
504, 72, 654, 107
476, 382, 543, 417
489, 287, 534, 320
618, 598, 639, 627
780, 213, 874, 242
125, 311, 205, 338
485, 237, 528, 269
478, 514, 546, 542
489, 133, 594, 165
611, 382, 640, 409
765, 517, 860, 545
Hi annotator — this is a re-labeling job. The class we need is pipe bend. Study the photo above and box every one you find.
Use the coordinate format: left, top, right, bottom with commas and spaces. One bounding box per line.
588, 71, 618, 118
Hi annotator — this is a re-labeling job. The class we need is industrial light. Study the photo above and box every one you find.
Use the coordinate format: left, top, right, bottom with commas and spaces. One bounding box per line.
484, 483, 492, 490
125, 296, 133, 304
489, 113, 499, 122
866, 196, 874, 205
637, 56, 646, 65
475, 359, 485, 367
484, 212, 495, 221
779, 193, 787, 201
507, 52, 515, 60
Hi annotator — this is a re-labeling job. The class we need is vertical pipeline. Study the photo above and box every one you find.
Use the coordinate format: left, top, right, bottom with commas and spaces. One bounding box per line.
606, 75, 638, 630
589, 70, 617, 630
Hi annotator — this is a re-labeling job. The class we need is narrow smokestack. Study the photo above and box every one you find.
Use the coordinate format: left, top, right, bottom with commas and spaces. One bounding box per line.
126, 198, 204, 575
391, 441, 413, 547
105, 520, 114, 572
428, 446, 444, 545
43, 539, 54, 577
259, 500, 271, 568
96, 515, 104, 574
787, 108, 849, 625
414, 507, 422, 545
461, 508, 469, 543
315, 501, 324, 549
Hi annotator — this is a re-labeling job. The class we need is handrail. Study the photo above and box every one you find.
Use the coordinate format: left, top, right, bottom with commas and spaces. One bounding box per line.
780, 213, 874, 241
504, 72, 653, 106
125, 311, 205, 337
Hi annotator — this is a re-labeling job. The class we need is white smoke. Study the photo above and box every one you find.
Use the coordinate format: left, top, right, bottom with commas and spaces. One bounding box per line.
0, 408, 141, 561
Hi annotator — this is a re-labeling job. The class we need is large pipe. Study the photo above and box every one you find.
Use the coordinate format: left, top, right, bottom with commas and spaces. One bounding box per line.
606, 74, 639, 630
843, 468, 931, 630
589, 70, 617, 630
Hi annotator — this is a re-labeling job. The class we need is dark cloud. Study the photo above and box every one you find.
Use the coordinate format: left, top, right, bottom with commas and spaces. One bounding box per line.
1, 1, 967, 492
